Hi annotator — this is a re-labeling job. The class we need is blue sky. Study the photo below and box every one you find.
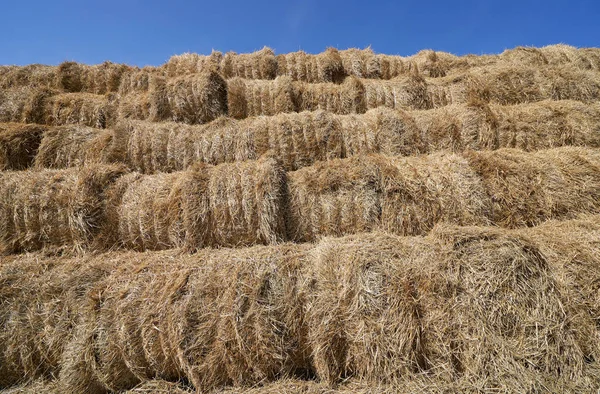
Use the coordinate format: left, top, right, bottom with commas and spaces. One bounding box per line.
1, 0, 599, 66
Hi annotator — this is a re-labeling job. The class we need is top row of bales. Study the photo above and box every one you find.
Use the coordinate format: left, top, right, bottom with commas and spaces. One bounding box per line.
1, 44, 599, 93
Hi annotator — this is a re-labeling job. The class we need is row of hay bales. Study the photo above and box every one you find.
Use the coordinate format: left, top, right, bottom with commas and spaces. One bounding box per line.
2, 63, 599, 128
2, 45, 599, 93
2, 100, 599, 173
1, 147, 599, 253
1, 216, 599, 393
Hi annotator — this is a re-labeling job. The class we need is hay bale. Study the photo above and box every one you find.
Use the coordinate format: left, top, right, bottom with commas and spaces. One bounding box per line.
297, 76, 366, 114
221, 47, 278, 80
0, 64, 57, 90
33, 125, 115, 169
339, 48, 382, 79
341, 108, 425, 157
163, 50, 223, 78
0, 87, 35, 123
363, 74, 433, 110
56, 61, 132, 94
286, 156, 383, 242
277, 48, 345, 83
23, 91, 117, 128
0, 165, 127, 253
465, 147, 600, 228
306, 229, 587, 388
158, 70, 227, 124
411, 102, 500, 151
113, 158, 286, 251
493, 100, 600, 150
227, 76, 297, 119
380, 152, 491, 235
0, 123, 46, 170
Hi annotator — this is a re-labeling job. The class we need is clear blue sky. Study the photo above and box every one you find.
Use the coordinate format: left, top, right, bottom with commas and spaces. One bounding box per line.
1, 0, 599, 67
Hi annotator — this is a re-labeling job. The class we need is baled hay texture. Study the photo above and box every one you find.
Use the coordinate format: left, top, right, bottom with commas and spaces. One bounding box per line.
297, 76, 366, 115
124, 380, 193, 393
429, 65, 600, 107
493, 100, 600, 150
56, 61, 132, 94
167, 245, 311, 391
157, 70, 228, 124
227, 76, 297, 119
518, 216, 600, 365
117, 72, 165, 121
163, 50, 223, 77
380, 152, 491, 235
24, 90, 117, 128
0, 255, 116, 390
221, 47, 278, 80
411, 102, 500, 151
286, 156, 383, 242
0, 164, 127, 253
0, 123, 46, 170
276, 48, 345, 83
466, 147, 600, 228
0, 87, 35, 123
117, 67, 155, 96
113, 158, 286, 250
339, 48, 383, 79
305, 229, 589, 389
340, 107, 425, 157
0, 64, 57, 90
363, 74, 433, 110
406, 50, 469, 78
33, 125, 115, 169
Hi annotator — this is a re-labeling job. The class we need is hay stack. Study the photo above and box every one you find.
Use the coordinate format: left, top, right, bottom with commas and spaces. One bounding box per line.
0, 87, 35, 123
0, 123, 46, 170
163, 51, 223, 77
0, 64, 57, 90
112, 158, 286, 251
0, 165, 127, 253
466, 147, 600, 228
221, 47, 278, 80
117, 70, 161, 121
228, 76, 297, 119
33, 125, 115, 169
276, 48, 345, 83
297, 76, 367, 115
339, 48, 383, 79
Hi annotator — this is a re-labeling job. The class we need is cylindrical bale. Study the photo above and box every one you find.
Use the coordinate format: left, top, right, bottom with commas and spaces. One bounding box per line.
465, 147, 600, 228
0, 123, 46, 170
33, 125, 115, 169
0, 164, 127, 253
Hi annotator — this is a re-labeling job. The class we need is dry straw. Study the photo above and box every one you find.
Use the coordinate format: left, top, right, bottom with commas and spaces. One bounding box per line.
56, 61, 132, 94
0, 165, 127, 254
2, 217, 599, 392
0, 123, 46, 170
276, 48, 346, 83
221, 47, 278, 80
33, 125, 115, 169
111, 158, 286, 251
163, 50, 223, 78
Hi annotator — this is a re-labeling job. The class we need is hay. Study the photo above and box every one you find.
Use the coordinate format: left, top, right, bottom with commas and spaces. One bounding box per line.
340, 108, 425, 157
339, 48, 383, 79
465, 147, 600, 228
0, 165, 127, 253
155, 70, 228, 124
276, 48, 345, 83
493, 100, 600, 150
0, 87, 35, 123
56, 61, 132, 94
363, 74, 433, 111
227, 76, 297, 119
221, 47, 278, 80
0, 123, 46, 170
163, 50, 223, 78
112, 158, 286, 251
22, 90, 117, 128
297, 76, 367, 115
286, 156, 383, 242
33, 125, 115, 169
0, 64, 57, 90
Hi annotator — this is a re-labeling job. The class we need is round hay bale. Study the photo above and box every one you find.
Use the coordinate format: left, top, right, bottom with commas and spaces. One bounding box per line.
0, 123, 46, 170
165, 70, 228, 124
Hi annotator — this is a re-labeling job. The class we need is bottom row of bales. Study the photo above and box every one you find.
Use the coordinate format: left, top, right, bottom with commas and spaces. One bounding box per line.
1, 216, 599, 393
1, 146, 600, 254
